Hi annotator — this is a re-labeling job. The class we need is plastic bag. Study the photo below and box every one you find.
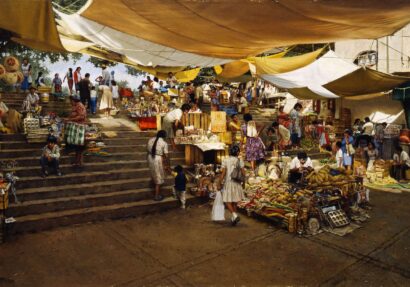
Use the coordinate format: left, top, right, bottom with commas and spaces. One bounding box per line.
211, 191, 225, 221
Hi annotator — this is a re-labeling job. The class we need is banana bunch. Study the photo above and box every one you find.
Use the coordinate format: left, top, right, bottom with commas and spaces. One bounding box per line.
306, 165, 355, 187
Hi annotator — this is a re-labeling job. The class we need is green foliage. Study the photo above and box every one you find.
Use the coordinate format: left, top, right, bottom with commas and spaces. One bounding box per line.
125, 66, 147, 77
53, 0, 88, 14
116, 80, 129, 88
86, 56, 117, 68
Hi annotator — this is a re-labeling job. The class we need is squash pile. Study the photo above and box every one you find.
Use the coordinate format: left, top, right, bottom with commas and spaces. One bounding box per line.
0, 56, 23, 85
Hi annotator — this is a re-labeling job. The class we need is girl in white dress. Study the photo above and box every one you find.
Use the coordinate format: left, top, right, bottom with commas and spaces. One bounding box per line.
220, 145, 246, 225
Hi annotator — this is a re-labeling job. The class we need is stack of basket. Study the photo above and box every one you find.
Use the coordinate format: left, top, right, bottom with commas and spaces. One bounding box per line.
23, 118, 40, 134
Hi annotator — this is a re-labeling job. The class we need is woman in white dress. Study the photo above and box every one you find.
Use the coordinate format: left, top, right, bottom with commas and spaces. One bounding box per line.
99, 85, 113, 118
220, 145, 246, 225
147, 130, 170, 201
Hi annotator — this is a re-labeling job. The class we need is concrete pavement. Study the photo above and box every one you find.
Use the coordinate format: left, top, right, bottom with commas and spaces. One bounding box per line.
0, 189, 409, 287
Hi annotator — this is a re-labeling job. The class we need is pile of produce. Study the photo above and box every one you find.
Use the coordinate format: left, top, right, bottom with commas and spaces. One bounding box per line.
300, 138, 318, 150
306, 165, 355, 188
0, 56, 23, 86
238, 179, 313, 220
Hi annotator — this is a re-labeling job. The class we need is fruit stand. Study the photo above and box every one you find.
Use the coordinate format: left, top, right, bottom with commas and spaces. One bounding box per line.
239, 164, 370, 236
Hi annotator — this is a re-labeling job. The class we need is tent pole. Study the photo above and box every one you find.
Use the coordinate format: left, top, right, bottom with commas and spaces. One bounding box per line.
386, 36, 390, 73
376, 39, 379, 71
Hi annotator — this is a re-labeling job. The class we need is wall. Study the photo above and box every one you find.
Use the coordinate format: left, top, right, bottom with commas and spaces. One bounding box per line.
343, 94, 405, 125
335, 25, 410, 73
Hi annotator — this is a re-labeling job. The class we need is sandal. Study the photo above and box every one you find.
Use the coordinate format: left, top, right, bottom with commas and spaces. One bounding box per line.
154, 195, 164, 201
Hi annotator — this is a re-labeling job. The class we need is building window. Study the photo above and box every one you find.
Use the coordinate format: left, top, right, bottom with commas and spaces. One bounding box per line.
354, 50, 378, 67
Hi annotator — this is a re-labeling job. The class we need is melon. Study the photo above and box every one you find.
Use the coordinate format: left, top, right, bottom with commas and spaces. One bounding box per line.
3, 56, 20, 72
1, 72, 18, 85
15, 71, 24, 83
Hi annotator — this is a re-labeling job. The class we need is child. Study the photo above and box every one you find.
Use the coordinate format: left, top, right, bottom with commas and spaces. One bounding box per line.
90, 86, 97, 114
335, 141, 343, 168
111, 80, 120, 107
40, 136, 61, 177
173, 165, 187, 209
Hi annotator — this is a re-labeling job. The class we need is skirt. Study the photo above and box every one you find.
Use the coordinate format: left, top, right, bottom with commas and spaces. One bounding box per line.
223, 180, 244, 203
99, 92, 113, 110
245, 137, 265, 161
21, 76, 30, 90
147, 155, 165, 185
163, 119, 174, 138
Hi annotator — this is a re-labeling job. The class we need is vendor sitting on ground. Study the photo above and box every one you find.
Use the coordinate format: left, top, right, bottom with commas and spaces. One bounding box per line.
288, 151, 313, 184
22, 86, 40, 112
392, 146, 410, 182
40, 136, 61, 178
163, 103, 191, 150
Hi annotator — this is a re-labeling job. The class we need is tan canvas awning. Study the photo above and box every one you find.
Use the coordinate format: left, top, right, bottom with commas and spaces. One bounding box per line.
81, 0, 410, 59
0, 0, 64, 52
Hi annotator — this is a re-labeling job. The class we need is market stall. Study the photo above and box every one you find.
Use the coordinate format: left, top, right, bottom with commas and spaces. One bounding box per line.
237, 162, 372, 236
178, 112, 230, 165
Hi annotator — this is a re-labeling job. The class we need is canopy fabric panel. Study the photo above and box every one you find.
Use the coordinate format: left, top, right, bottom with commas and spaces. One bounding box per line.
253, 48, 325, 75
215, 49, 288, 79
80, 0, 410, 59
56, 12, 232, 67
260, 50, 358, 99
324, 68, 410, 97
217, 61, 250, 79
261, 51, 357, 89
0, 0, 64, 52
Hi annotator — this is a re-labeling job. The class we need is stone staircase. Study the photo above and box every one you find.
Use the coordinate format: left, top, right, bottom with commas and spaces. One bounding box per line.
0, 93, 193, 235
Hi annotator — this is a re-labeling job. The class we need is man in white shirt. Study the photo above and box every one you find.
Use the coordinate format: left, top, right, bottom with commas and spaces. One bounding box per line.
22, 86, 39, 111
392, 146, 410, 181
163, 103, 191, 150
362, 117, 374, 135
101, 65, 111, 86
289, 151, 313, 184
166, 72, 177, 88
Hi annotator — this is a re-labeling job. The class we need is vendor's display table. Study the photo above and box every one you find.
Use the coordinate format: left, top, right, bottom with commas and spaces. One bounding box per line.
184, 143, 228, 165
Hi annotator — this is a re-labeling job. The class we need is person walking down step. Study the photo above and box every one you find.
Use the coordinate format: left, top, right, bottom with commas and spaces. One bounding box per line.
173, 165, 187, 209
147, 130, 170, 201
40, 136, 62, 178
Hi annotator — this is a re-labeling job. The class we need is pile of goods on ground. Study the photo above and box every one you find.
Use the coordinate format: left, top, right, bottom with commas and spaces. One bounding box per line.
239, 164, 369, 235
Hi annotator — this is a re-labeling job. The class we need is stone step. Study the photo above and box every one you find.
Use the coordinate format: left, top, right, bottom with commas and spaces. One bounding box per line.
0, 144, 163, 158
14, 177, 174, 202
0, 137, 156, 149
13, 158, 186, 177
7, 195, 199, 235
1, 151, 184, 167
8, 186, 175, 217
16, 168, 154, 189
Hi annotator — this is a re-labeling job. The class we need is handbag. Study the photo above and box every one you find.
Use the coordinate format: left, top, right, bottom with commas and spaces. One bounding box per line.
347, 143, 355, 155
231, 158, 245, 183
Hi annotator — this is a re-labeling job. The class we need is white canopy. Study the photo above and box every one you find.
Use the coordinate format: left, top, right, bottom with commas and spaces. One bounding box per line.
260, 51, 359, 99
56, 11, 233, 67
